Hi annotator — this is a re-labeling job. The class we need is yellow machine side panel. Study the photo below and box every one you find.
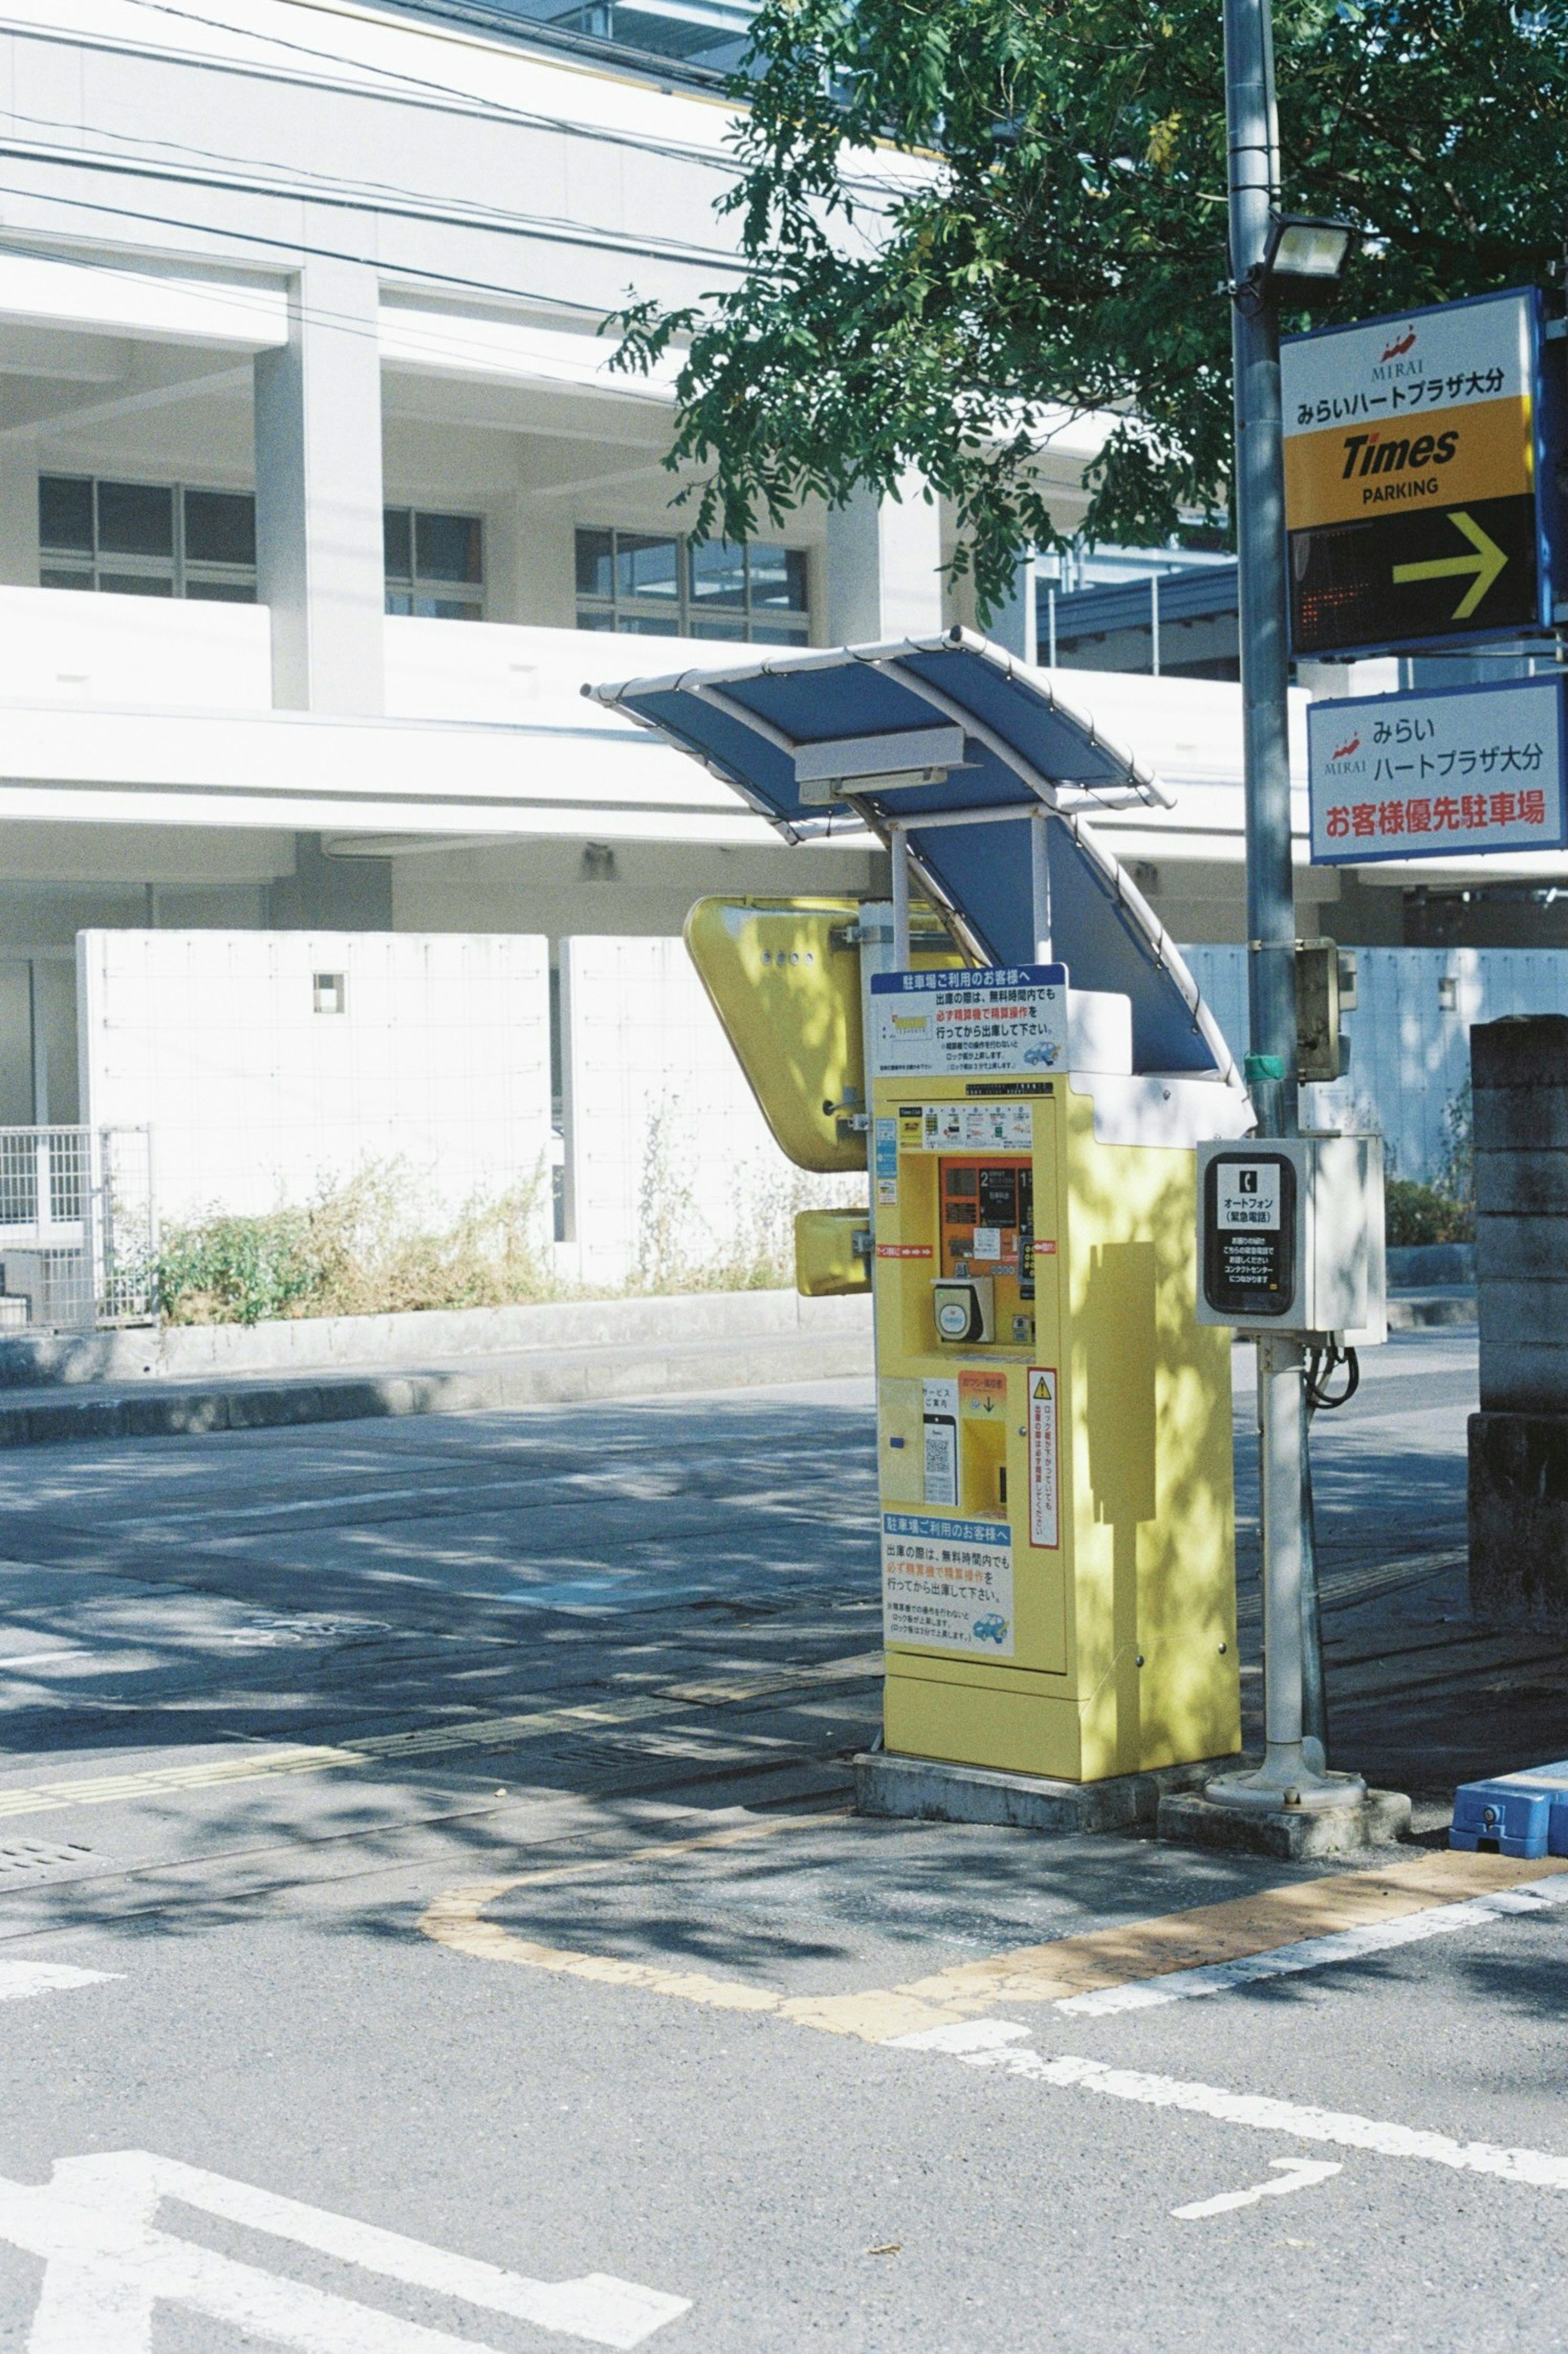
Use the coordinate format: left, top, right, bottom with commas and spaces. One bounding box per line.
685, 898, 866, 1172
794, 1207, 871, 1298
1060, 1085, 1240, 1779
884, 1666, 1087, 1783
686, 898, 966, 1173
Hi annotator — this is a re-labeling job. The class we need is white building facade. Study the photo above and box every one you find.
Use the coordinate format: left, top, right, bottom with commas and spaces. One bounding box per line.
0, 0, 1562, 1147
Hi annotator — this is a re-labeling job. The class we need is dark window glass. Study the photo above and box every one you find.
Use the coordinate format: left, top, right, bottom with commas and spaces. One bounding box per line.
384, 589, 414, 616
749, 619, 808, 644
750, 545, 808, 610
96, 481, 173, 559
576, 609, 618, 631
184, 578, 256, 603
575, 528, 615, 599
40, 567, 92, 592
416, 512, 483, 585
184, 490, 255, 567
39, 476, 94, 555
624, 612, 682, 635
383, 508, 413, 583
691, 616, 748, 640
689, 538, 746, 605
617, 534, 678, 599
97, 573, 174, 597
408, 593, 482, 620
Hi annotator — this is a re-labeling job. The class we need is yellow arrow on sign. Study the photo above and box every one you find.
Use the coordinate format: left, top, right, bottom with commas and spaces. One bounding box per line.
1391, 509, 1508, 620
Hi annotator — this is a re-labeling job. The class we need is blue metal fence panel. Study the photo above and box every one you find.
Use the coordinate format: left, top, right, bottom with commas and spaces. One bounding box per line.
1180, 945, 1568, 1179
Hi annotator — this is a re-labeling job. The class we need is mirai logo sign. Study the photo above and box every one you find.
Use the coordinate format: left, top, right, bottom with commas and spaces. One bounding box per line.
1307, 676, 1567, 866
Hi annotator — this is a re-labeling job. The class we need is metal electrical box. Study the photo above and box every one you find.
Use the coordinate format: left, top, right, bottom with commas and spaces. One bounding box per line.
870, 964, 1243, 1786
1195, 1135, 1386, 1339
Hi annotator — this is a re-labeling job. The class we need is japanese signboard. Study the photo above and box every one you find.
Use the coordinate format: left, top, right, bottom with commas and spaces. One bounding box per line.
1203, 1153, 1298, 1320
869, 964, 1067, 1079
1307, 676, 1566, 864
881, 1510, 1014, 1657
1282, 289, 1554, 658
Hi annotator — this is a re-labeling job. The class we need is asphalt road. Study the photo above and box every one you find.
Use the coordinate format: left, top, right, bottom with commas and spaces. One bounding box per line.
0, 1326, 1563, 2352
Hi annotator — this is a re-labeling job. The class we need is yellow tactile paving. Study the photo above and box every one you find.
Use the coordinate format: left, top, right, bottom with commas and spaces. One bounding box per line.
0, 1654, 884, 1823
419, 1828, 1568, 2044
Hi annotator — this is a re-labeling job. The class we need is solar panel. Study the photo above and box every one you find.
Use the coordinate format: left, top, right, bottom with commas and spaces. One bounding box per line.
589, 629, 1242, 1080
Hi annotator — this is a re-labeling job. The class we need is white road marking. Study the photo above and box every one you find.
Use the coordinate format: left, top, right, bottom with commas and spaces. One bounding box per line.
0, 2149, 690, 2351
1172, 2158, 1341, 2220
892, 2025, 1568, 2191
1056, 1875, 1568, 2018
0, 1960, 116, 2004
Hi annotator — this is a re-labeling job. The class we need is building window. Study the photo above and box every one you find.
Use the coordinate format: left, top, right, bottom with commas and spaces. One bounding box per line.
575, 527, 808, 642
39, 476, 257, 601
384, 508, 484, 620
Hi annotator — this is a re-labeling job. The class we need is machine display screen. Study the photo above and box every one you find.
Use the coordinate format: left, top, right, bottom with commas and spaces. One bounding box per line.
941, 1157, 1034, 1296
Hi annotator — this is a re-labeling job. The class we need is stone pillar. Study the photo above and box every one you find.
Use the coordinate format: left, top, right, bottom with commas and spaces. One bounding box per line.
254, 256, 385, 713
824, 473, 944, 645
1468, 1014, 1568, 1629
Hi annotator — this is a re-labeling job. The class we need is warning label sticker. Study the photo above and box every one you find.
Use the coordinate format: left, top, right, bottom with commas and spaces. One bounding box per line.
1028, 1366, 1059, 1549
881, 1512, 1014, 1657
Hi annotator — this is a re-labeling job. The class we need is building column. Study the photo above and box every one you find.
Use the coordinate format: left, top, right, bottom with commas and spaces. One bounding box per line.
824, 472, 944, 645
0, 429, 40, 587
989, 550, 1038, 664
254, 256, 385, 713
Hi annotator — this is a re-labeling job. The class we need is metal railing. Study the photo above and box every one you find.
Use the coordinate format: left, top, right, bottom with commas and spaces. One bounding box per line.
0, 1126, 155, 1329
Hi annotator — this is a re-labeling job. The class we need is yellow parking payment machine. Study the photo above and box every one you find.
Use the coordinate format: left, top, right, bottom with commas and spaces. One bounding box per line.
870, 964, 1240, 1784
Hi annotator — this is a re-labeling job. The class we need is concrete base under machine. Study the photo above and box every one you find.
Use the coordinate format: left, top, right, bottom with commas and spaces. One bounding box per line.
1159, 1782, 1413, 1860
853, 1749, 1228, 1835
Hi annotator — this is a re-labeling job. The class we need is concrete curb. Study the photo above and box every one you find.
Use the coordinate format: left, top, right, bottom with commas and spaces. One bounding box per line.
0, 1286, 872, 1389
1158, 1785, 1414, 1858
0, 1323, 873, 1451
1387, 1288, 1476, 1330
853, 1750, 1229, 1835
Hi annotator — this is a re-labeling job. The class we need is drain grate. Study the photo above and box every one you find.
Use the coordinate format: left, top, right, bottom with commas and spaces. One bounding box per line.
0, 1841, 95, 1878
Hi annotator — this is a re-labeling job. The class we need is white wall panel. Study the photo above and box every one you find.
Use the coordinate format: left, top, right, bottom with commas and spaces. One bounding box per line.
77, 930, 552, 1227
561, 934, 855, 1283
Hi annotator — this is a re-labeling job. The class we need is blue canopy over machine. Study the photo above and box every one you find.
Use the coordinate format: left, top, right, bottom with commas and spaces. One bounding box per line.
588, 628, 1242, 1085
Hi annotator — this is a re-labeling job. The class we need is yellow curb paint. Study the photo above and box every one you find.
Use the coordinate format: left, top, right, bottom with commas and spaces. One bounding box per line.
418, 1830, 1568, 2046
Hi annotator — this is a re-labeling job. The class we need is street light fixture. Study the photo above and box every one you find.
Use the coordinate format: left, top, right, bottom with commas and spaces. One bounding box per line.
1262, 212, 1356, 292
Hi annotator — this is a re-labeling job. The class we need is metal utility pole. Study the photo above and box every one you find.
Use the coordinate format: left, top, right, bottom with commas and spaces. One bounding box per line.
1207, 0, 1359, 1813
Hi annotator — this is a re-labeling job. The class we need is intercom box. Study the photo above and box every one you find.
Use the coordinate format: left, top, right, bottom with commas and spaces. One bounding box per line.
1195, 1134, 1385, 1340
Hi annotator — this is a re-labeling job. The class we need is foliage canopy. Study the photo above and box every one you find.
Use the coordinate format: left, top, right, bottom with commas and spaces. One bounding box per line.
614, 0, 1568, 613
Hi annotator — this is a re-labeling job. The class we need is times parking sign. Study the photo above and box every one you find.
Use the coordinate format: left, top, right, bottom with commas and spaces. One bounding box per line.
1282, 289, 1557, 659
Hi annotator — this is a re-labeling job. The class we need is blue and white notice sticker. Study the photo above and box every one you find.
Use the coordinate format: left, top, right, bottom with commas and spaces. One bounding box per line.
870, 965, 1067, 1080
881, 1512, 1014, 1658
874, 1115, 899, 1207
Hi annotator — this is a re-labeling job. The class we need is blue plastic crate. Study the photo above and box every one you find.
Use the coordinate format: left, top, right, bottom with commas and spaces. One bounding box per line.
1551, 1791, 1568, 1860
1451, 1782, 1553, 1858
